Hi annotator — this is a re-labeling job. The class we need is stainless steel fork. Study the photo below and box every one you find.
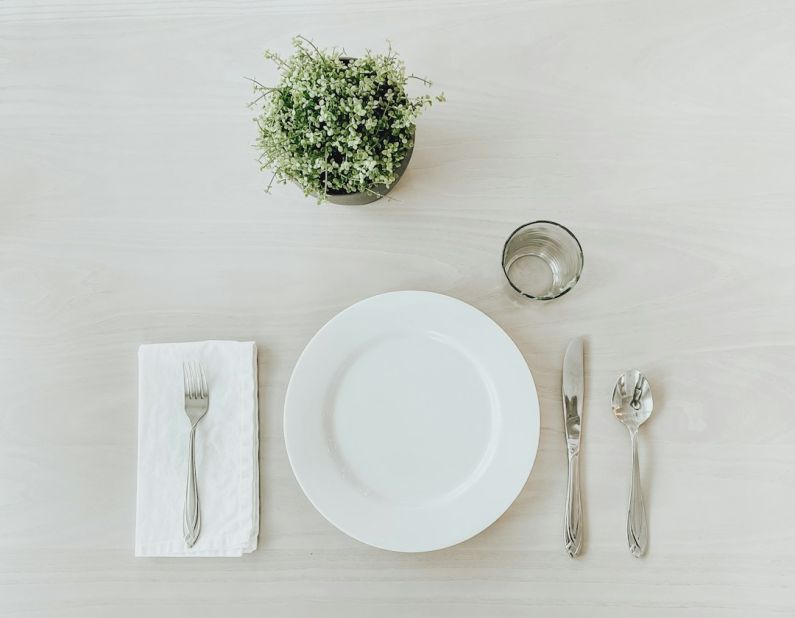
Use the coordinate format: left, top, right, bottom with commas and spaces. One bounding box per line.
182, 361, 209, 548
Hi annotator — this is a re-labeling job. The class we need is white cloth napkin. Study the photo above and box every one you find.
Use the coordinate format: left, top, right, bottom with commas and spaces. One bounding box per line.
135, 340, 259, 557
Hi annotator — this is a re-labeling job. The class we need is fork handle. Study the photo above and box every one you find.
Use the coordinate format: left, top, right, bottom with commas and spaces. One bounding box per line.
183, 425, 201, 547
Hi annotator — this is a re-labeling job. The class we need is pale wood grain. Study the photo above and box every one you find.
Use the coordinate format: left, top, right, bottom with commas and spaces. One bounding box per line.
1, 0, 795, 615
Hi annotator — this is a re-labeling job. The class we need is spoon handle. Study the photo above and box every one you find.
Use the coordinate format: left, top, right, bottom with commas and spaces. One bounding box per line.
564, 448, 583, 557
627, 430, 647, 557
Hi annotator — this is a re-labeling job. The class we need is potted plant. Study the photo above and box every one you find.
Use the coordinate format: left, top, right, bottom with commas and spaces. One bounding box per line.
250, 37, 443, 205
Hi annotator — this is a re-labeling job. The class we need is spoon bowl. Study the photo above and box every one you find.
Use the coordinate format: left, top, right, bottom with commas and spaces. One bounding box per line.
612, 369, 653, 431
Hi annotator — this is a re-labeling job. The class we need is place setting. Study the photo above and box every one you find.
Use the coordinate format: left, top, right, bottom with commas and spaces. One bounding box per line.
134, 37, 656, 560
134, 226, 654, 559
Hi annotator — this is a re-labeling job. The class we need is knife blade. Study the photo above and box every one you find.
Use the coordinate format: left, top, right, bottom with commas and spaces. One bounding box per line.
562, 337, 584, 557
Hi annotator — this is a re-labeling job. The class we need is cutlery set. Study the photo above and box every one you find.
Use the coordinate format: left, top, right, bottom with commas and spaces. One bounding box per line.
562, 337, 654, 558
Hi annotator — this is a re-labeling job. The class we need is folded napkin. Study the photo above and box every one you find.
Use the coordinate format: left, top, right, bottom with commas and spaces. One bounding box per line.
136, 341, 259, 557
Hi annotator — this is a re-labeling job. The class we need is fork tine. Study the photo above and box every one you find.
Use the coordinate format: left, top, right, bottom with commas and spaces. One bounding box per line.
182, 361, 189, 397
190, 361, 199, 399
199, 364, 208, 399
188, 361, 197, 399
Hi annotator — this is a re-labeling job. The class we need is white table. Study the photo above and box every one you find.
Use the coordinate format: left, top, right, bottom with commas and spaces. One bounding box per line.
2, 1, 794, 615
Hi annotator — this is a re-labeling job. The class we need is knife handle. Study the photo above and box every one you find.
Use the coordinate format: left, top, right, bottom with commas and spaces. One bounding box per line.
564, 447, 583, 557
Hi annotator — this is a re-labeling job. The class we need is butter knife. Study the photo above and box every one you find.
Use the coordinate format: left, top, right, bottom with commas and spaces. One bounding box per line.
563, 337, 584, 557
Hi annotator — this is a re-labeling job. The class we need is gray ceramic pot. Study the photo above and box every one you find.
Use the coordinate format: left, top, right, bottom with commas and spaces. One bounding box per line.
323, 141, 415, 205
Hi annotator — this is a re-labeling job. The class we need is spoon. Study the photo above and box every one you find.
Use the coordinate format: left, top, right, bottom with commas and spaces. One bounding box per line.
612, 369, 653, 557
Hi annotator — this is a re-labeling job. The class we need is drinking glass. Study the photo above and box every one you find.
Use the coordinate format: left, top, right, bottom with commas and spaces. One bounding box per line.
502, 221, 584, 300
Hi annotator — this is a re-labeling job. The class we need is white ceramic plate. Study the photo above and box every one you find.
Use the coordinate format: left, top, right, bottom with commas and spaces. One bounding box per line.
284, 291, 539, 552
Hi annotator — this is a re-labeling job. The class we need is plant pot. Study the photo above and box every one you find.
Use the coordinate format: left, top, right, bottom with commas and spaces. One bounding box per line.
321, 54, 414, 205
323, 141, 415, 205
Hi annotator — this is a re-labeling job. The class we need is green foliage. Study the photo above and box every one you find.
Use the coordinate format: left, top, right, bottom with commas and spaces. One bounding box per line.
251, 36, 444, 201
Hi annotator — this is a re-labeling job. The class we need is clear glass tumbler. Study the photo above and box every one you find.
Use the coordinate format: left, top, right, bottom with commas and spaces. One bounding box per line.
502, 221, 584, 300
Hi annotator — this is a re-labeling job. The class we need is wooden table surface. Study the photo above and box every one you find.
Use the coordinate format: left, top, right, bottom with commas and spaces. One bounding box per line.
2, 0, 794, 615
